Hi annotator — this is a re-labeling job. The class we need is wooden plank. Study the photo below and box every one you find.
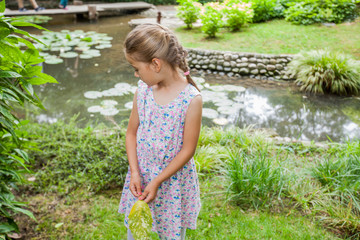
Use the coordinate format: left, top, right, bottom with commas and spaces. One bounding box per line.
3, 2, 152, 16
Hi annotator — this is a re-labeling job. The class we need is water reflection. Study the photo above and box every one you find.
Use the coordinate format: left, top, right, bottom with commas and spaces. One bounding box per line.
28, 15, 360, 142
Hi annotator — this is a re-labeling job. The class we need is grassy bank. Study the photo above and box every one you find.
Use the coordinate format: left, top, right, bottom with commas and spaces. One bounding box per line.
175, 19, 360, 59
15, 121, 360, 239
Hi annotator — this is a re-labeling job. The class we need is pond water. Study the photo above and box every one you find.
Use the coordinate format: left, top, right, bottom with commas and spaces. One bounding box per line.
27, 14, 360, 142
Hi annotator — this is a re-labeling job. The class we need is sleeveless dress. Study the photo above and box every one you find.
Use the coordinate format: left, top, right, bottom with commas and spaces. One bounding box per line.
118, 80, 201, 240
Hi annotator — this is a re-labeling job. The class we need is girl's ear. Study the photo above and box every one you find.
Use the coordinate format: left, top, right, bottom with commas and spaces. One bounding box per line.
151, 58, 162, 73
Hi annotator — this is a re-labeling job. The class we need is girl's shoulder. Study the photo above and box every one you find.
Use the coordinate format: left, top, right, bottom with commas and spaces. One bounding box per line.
186, 84, 201, 99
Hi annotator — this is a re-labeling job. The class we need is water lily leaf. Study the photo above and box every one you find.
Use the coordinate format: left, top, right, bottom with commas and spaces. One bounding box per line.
102, 88, 125, 97
87, 105, 102, 113
223, 85, 246, 92
214, 99, 234, 107
101, 100, 118, 106
213, 118, 229, 125
60, 52, 78, 58
84, 91, 103, 99
79, 54, 93, 59
217, 106, 236, 115
129, 200, 153, 240
125, 102, 133, 109
44, 57, 63, 64
100, 107, 119, 116
114, 82, 132, 90
203, 108, 219, 119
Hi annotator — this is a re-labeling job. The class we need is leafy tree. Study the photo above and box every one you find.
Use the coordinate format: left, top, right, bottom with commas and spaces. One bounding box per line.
0, 0, 57, 238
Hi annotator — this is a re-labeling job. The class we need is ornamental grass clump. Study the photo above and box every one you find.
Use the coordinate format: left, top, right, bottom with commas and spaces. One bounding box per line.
288, 50, 360, 95
176, 0, 202, 29
223, 0, 254, 31
225, 149, 291, 208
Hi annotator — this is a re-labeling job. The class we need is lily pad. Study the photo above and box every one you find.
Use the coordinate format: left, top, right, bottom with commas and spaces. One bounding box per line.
60, 52, 78, 58
79, 54, 93, 59
84, 91, 103, 99
101, 100, 118, 106
102, 88, 125, 97
203, 108, 219, 119
100, 107, 119, 116
87, 105, 102, 113
213, 118, 229, 125
44, 57, 63, 64
223, 85, 246, 92
217, 106, 236, 115
125, 101, 133, 109
129, 200, 153, 240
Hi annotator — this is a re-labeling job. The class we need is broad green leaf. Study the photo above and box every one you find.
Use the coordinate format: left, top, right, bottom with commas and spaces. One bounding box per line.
128, 200, 153, 240
28, 72, 58, 85
0, 23, 12, 40
20, 80, 34, 96
0, 0, 5, 13
0, 70, 21, 78
22, 65, 42, 78
12, 207, 36, 220
14, 149, 29, 162
0, 223, 17, 234
23, 48, 43, 65
11, 21, 48, 31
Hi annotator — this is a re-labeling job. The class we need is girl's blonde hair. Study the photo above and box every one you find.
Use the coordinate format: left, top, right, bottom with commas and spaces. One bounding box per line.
124, 23, 199, 91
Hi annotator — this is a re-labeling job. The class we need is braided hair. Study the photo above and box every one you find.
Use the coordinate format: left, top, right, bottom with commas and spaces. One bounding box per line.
124, 23, 200, 91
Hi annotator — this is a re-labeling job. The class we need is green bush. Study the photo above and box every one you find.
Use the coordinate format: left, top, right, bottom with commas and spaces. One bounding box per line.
225, 149, 291, 208
176, 0, 202, 29
287, 50, 360, 95
244, 0, 279, 22
284, 0, 358, 25
222, 0, 254, 31
23, 118, 128, 194
200, 2, 224, 38
0, 0, 57, 237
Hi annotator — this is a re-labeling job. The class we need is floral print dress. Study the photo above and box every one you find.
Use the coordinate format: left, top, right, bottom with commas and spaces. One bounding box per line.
118, 80, 201, 240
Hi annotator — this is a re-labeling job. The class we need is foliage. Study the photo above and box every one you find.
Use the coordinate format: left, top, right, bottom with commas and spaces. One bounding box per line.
287, 50, 360, 95
23, 117, 128, 194
222, 0, 254, 31
176, 0, 202, 29
311, 141, 360, 236
0, 1, 57, 237
225, 148, 291, 208
284, 0, 358, 25
243, 0, 279, 22
199, 2, 224, 38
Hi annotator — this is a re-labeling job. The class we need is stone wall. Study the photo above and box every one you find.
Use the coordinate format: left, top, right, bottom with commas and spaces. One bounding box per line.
186, 48, 295, 81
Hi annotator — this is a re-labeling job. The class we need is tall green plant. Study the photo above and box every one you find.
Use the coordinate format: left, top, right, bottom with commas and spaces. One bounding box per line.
200, 2, 224, 38
288, 50, 360, 95
0, 0, 57, 237
176, 0, 202, 29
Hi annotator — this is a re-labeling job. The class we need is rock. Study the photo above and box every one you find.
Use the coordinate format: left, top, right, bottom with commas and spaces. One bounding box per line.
219, 72, 225, 76
239, 68, 249, 74
241, 57, 248, 62
231, 54, 239, 60
257, 63, 266, 69
260, 69, 267, 74
248, 63, 257, 69
224, 61, 231, 67
232, 68, 239, 73
269, 59, 277, 64
224, 53, 232, 61
217, 65, 223, 71
238, 62, 248, 68
276, 64, 284, 70
224, 67, 232, 72
266, 65, 276, 71
251, 69, 259, 75
230, 61, 237, 67
227, 72, 234, 77
249, 57, 257, 62
209, 64, 216, 69
263, 59, 270, 64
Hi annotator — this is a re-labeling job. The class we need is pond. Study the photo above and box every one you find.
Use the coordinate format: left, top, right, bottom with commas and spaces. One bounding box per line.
27, 14, 360, 142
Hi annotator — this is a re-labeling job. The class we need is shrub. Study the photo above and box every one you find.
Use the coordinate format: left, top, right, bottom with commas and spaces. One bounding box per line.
23, 118, 129, 194
243, 0, 279, 22
287, 50, 360, 95
222, 0, 253, 31
284, 0, 358, 25
225, 149, 290, 208
176, 0, 202, 29
0, 1, 57, 237
200, 2, 224, 38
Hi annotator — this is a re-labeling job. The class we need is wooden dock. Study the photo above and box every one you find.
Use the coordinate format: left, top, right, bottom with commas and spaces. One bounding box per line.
4, 2, 153, 19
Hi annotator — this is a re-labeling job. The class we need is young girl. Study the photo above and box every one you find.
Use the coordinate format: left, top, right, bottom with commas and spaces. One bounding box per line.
118, 24, 202, 240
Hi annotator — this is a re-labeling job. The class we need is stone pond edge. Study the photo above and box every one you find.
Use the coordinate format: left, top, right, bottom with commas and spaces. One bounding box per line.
186, 48, 295, 81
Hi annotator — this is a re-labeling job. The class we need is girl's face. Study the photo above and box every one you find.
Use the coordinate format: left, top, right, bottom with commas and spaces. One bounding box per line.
126, 54, 158, 86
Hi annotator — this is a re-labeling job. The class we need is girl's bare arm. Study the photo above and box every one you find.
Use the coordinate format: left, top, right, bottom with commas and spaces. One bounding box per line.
126, 91, 142, 197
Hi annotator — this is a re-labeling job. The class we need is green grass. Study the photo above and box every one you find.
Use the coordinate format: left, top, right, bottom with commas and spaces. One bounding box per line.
16, 179, 340, 240
175, 19, 360, 59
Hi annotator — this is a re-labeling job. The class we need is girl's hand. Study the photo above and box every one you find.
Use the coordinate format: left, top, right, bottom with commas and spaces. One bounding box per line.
130, 173, 142, 198
139, 180, 160, 203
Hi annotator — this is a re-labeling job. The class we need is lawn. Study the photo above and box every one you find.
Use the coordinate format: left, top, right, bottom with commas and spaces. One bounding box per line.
175, 18, 360, 59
